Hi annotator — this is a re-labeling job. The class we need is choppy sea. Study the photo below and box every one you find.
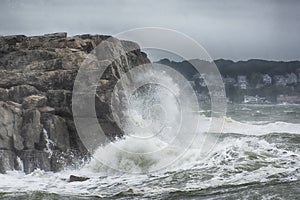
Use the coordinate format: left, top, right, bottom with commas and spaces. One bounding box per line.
0, 104, 299, 199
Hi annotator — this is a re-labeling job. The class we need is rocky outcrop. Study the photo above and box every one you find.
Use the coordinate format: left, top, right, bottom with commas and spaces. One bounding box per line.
0, 33, 150, 173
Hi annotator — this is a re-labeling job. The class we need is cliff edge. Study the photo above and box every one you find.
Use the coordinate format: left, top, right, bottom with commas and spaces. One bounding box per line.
0, 33, 150, 173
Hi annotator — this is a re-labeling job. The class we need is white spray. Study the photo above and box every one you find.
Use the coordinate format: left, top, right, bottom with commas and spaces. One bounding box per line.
43, 129, 55, 158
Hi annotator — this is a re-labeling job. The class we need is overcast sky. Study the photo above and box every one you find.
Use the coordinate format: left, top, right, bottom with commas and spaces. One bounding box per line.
1, 0, 299, 61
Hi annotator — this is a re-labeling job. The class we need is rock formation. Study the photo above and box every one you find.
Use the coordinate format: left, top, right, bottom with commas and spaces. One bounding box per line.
0, 33, 150, 173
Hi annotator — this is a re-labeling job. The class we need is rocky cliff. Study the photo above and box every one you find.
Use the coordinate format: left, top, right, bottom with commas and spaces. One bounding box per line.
0, 33, 150, 173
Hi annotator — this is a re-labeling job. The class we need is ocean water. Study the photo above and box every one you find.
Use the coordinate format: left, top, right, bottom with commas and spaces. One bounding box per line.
0, 104, 299, 200
1, 67, 300, 199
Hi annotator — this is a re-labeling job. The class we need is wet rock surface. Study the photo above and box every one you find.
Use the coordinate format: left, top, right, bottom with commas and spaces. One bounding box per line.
0, 32, 150, 173
69, 175, 90, 182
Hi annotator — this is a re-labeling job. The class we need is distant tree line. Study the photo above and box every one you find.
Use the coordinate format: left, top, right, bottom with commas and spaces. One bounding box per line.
157, 58, 300, 103
157, 58, 300, 80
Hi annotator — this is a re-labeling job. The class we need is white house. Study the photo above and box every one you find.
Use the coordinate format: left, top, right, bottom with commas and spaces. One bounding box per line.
274, 75, 287, 86
237, 75, 247, 89
240, 83, 247, 90
262, 74, 272, 85
286, 73, 297, 85
237, 75, 247, 83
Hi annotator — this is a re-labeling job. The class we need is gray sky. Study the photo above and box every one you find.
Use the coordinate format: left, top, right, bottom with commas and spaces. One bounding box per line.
1, 0, 299, 61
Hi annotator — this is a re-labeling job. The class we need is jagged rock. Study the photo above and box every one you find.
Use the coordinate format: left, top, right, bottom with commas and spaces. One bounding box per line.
20, 150, 51, 174
59, 50, 86, 70
69, 175, 90, 182
0, 32, 150, 173
0, 150, 17, 173
44, 32, 67, 39
65, 119, 88, 153
0, 35, 26, 53
22, 95, 47, 109
0, 101, 23, 150
66, 37, 96, 53
47, 90, 72, 117
0, 50, 59, 70
24, 58, 63, 71
41, 113, 70, 151
21, 109, 43, 149
0, 70, 78, 91
38, 106, 55, 113
0, 85, 39, 103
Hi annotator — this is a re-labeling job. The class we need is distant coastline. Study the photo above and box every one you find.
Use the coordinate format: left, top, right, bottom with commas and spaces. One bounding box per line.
157, 59, 300, 104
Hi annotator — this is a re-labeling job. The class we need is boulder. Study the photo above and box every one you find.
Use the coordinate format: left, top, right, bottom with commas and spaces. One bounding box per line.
0, 49, 59, 70
44, 32, 67, 39
22, 95, 47, 109
0, 35, 26, 53
69, 175, 90, 182
20, 150, 51, 174
0, 150, 17, 173
47, 90, 72, 117
38, 106, 55, 113
41, 113, 70, 151
0, 101, 23, 150
0, 85, 39, 103
66, 37, 89, 50
21, 109, 42, 149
